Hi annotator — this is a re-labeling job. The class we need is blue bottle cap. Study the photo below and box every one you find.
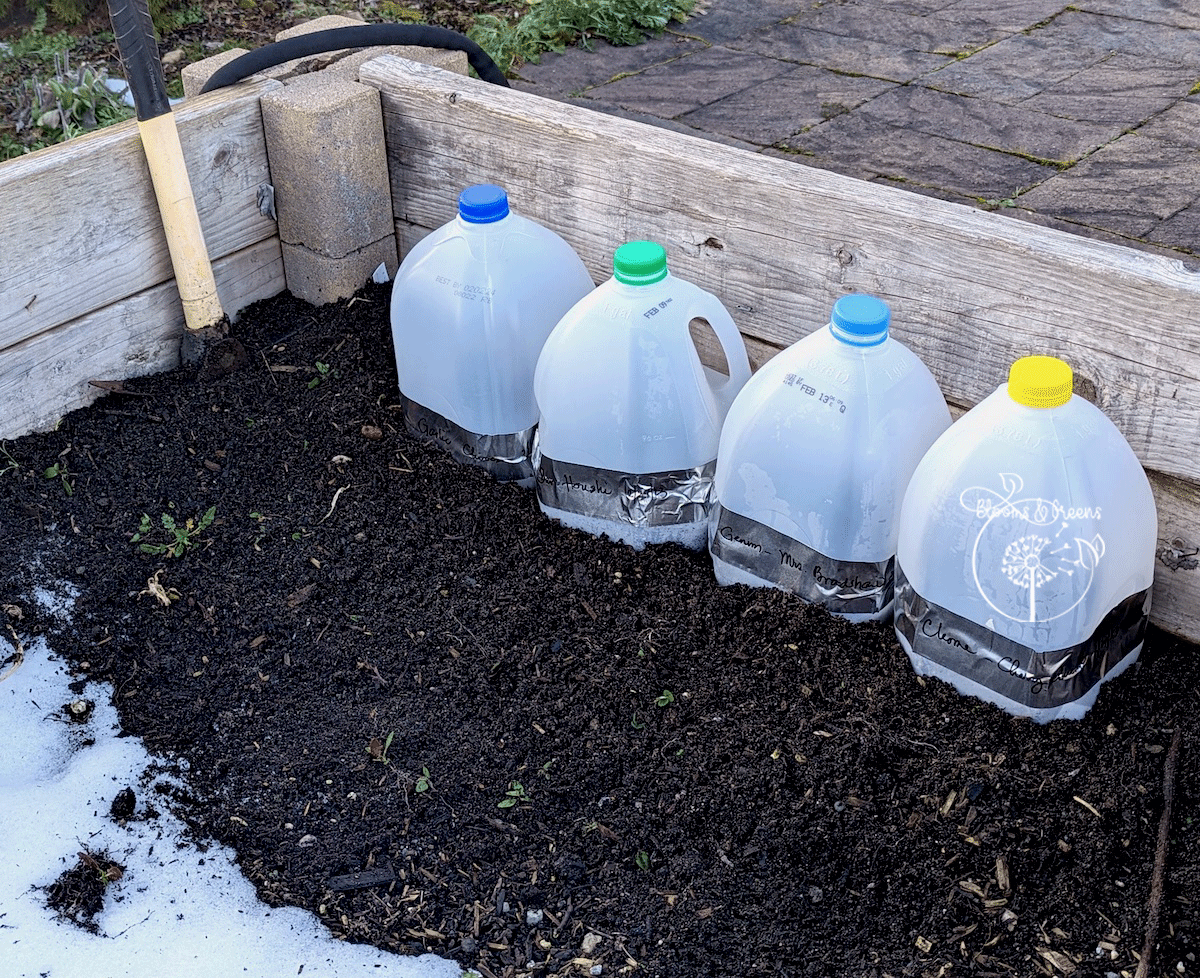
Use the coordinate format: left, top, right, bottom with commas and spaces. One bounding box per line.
458, 184, 510, 224
830, 294, 890, 347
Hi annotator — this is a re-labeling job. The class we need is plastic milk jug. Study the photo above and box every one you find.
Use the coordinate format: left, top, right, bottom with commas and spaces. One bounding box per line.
390, 184, 594, 485
532, 240, 752, 549
710, 294, 951, 621
894, 355, 1157, 722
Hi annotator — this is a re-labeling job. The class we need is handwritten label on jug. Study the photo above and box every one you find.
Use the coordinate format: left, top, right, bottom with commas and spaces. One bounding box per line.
710, 506, 891, 616
436, 275, 494, 305
782, 373, 847, 413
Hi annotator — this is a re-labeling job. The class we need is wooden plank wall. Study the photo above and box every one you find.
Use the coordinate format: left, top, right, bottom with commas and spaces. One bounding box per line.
361, 55, 1200, 643
0, 81, 285, 437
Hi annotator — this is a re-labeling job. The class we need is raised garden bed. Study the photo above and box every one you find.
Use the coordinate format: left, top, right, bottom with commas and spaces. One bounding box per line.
1, 52, 1198, 978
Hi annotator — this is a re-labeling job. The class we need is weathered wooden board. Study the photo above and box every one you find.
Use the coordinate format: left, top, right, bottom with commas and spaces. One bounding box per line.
364, 56, 1200, 642
0, 238, 283, 439
0, 80, 281, 352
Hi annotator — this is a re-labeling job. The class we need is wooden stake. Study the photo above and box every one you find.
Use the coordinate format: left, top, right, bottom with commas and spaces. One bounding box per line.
1135, 727, 1183, 978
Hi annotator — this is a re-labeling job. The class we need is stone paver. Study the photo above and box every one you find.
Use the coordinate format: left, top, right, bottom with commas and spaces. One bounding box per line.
581, 46, 797, 120
794, 2, 1010, 53
511, 0, 1200, 256
856, 85, 1122, 162
921, 31, 1114, 102
515, 32, 705, 94
1022, 56, 1200, 126
784, 113, 1057, 201
1018, 133, 1200, 239
729, 24, 954, 83
1047, 8, 1200, 65
671, 0, 808, 43
677, 65, 894, 144
1077, 0, 1200, 31
1135, 97, 1200, 149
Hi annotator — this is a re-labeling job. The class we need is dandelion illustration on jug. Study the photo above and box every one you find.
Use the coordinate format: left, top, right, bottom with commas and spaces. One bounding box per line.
960, 472, 1106, 625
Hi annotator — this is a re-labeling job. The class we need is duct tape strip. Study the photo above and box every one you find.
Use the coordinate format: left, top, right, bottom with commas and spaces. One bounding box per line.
710, 504, 893, 616
402, 397, 535, 483
533, 451, 716, 527
895, 562, 1150, 708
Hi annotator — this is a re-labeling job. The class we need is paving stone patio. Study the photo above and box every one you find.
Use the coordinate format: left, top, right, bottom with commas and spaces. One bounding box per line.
514, 0, 1200, 261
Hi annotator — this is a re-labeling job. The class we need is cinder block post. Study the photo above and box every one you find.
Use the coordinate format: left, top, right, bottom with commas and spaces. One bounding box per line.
259, 73, 398, 306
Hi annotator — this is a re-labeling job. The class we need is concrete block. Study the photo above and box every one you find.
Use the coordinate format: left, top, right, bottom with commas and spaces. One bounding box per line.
329, 46, 468, 83
260, 73, 394, 260
281, 237, 398, 307
181, 48, 249, 99
275, 13, 366, 42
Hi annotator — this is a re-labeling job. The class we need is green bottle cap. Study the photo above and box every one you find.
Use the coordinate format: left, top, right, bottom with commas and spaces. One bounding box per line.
613, 241, 668, 286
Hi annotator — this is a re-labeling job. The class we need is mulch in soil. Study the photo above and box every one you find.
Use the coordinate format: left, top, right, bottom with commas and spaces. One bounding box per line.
1, 283, 1197, 978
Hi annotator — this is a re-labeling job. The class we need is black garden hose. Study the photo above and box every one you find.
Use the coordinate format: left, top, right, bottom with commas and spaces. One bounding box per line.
199, 24, 511, 93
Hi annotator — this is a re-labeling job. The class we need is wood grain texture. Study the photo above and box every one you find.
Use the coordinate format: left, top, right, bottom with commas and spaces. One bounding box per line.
366, 56, 1200, 641
0, 81, 280, 351
0, 238, 283, 440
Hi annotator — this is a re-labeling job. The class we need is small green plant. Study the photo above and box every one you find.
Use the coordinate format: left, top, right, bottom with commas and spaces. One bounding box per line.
497, 780, 531, 808
43, 459, 73, 496
307, 361, 338, 389
635, 850, 651, 871
415, 766, 433, 793
630, 712, 645, 730
132, 505, 216, 557
0, 444, 18, 476
655, 689, 675, 707
367, 731, 395, 764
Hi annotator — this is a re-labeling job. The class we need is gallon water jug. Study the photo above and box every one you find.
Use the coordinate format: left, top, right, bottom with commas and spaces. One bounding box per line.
390, 184, 594, 485
894, 355, 1157, 722
709, 294, 951, 621
533, 240, 752, 549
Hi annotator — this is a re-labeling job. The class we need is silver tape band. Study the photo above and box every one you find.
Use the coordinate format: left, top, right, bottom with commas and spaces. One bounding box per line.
710, 504, 893, 615
534, 451, 716, 527
402, 396, 535, 483
895, 562, 1150, 708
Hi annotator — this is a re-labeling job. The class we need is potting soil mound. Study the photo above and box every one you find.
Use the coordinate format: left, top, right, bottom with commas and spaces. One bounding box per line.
1, 284, 1196, 978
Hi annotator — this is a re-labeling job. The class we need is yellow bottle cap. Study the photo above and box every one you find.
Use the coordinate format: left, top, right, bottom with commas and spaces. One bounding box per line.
1007, 356, 1073, 408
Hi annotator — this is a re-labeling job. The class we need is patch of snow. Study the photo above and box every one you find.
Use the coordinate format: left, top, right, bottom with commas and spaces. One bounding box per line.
0, 637, 465, 978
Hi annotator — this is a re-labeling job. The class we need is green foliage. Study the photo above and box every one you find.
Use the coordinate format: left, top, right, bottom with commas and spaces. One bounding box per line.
0, 20, 135, 159
415, 766, 433, 792
43, 458, 73, 495
132, 505, 216, 557
469, 0, 695, 76
0, 0, 194, 29
497, 780, 531, 808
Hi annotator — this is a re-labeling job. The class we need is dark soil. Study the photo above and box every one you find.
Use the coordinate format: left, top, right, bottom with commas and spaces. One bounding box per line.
45, 849, 127, 933
2, 284, 1198, 978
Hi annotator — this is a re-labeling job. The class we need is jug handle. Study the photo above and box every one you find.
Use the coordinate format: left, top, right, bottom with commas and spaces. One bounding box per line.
681, 284, 752, 415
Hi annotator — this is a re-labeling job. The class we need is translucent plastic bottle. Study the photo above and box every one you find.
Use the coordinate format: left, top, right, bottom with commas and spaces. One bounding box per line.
533, 240, 751, 549
710, 294, 951, 621
894, 355, 1158, 722
390, 184, 594, 485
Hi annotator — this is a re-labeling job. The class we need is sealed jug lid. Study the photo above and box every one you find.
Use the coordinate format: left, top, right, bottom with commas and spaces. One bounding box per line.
458, 184, 510, 224
614, 241, 668, 285
830, 294, 890, 347
1008, 355, 1073, 408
